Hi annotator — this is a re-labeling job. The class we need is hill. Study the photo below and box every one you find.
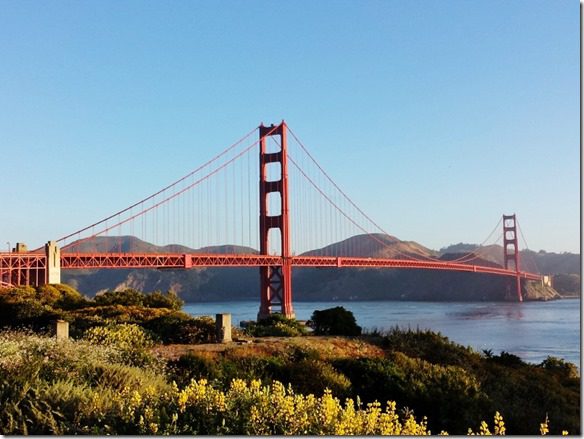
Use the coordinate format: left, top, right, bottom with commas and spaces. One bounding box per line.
302, 233, 437, 259
65, 235, 257, 255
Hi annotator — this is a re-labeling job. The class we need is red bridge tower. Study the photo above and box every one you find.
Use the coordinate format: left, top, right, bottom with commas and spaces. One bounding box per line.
503, 214, 522, 302
258, 122, 294, 319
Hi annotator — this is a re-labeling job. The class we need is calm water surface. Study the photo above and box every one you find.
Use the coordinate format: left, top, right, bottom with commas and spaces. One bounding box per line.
184, 299, 581, 367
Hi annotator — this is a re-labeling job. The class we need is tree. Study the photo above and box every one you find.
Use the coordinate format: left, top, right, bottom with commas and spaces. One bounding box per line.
311, 306, 361, 336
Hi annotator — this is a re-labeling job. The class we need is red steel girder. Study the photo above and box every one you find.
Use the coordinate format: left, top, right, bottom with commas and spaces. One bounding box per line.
1, 252, 542, 286
290, 256, 542, 281
58, 252, 541, 281
0, 253, 46, 269
61, 253, 282, 269
0, 253, 46, 287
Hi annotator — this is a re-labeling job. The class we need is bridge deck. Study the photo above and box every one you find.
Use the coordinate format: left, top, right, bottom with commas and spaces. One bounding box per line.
0, 252, 542, 282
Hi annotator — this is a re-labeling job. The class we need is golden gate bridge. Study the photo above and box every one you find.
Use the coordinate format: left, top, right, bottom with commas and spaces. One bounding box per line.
0, 121, 543, 318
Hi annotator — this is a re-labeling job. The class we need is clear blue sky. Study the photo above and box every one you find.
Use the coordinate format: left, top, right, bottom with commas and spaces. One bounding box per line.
0, 0, 579, 253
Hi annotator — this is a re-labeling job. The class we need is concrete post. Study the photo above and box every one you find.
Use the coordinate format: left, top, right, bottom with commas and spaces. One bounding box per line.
45, 241, 61, 284
215, 313, 232, 343
55, 320, 69, 340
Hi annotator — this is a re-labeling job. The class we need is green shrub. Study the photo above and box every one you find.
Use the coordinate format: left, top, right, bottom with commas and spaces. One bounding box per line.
52, 284, 87, 310
143, 313, 215, 344
94, 289, 145, 307
540, 356, 580, 380
0, 377, 65, 435
0, 298, 63, 330
168, 353, 225, 387
0, 330, 123, 383
334, 353, 486, 434
88, 362, 169, 392
36, 285, 62, 306
0, 285, 87, 332
489, 351, 525, 368
245, 314, 308, 337
83, 324, 160, 368
0, 287, 54, 328
381, 327, 479, 368
70, 304, 172, 323
311, 306, 361, 336
143, 290, 184, 310
94, 289, 184, 310
282, 358, 352, 399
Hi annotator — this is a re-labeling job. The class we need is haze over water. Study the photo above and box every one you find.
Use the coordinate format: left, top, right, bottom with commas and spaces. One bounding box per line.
185, 298, 580, 368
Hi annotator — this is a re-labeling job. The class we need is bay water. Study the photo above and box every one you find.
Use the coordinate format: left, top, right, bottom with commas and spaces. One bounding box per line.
184, 298, 580, 367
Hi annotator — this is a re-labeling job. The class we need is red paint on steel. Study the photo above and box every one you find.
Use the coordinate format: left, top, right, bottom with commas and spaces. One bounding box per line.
0, 252, 542, 288
258, 122, 294, 319
503, 214, 522, 301
56, 253, 541, 280
0, 253, 45, 287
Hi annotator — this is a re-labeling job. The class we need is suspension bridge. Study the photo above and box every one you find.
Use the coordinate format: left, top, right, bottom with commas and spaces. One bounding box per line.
0, 121, 544, 318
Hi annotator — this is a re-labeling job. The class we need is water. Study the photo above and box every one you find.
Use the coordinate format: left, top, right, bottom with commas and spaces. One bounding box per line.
184, 299, 581, 367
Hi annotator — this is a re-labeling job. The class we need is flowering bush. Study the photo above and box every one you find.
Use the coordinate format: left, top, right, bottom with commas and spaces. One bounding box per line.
245, 314, 308, 337
83, 324, 160, 368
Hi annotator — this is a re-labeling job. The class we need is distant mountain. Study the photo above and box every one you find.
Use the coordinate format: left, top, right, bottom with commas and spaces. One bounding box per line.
62, 235, 577, 301
64, 235, 257, 255
302, 233, 437, 260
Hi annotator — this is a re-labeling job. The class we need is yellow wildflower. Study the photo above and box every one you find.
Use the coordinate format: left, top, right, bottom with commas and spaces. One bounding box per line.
540, 415, 549, 436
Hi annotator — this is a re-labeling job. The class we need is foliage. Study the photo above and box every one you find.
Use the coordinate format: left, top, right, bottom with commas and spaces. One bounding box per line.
143, 290, 184, 310
94, 288, 146, 307
0, 328, 577, 435
48, 284, 87, 310
0, 285, 87, 330
0, 283, 579, 436
143, 313, 215, 344
311, 306, 362, 336
477, 354, 580, 435
280, 358, 352, 399
83, 324, 161, 368
94, 288, 184, 310
0, 296, 62, 330
62, 305, 173, 338
168, 352, 227, 387
551, 273, 580, 295
488, 351, 525, 367
0, 284, 221, 344
540, 356, 580, 380
333, 354, 485, 433
380, 327, 479, 368
168, 347, 352, 400
245, 314, 308, 337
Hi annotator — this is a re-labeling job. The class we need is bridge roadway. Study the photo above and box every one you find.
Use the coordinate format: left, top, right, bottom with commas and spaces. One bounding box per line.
0, 252, 542, 282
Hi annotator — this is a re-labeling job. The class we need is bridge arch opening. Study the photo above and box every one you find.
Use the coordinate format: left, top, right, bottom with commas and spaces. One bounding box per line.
265, 162, 282, 182
266, 192, 282, 217
267, 228, 282, 256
